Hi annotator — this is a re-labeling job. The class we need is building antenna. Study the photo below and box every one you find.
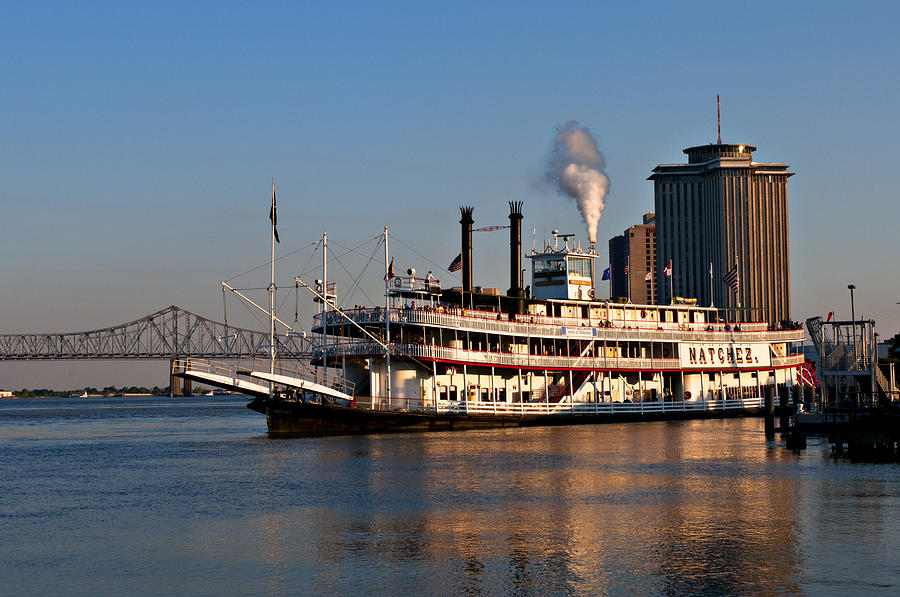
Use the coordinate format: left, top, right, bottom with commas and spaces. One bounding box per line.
717, 94, 722, 144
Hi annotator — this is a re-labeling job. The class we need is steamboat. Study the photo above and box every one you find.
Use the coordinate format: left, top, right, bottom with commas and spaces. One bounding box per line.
231, 201, 805, 434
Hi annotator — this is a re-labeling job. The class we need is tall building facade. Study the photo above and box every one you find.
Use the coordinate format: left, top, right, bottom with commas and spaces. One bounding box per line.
648, 143, 792, 324
608, 213, 657, 304
608, 234, 627, 299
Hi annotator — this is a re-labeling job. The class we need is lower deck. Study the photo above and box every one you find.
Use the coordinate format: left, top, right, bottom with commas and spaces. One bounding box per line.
332, 355, 797, 414
257, 394, 765, 435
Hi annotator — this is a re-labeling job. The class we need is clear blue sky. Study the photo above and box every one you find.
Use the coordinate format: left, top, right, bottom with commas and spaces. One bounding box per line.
2, 1, 899, 389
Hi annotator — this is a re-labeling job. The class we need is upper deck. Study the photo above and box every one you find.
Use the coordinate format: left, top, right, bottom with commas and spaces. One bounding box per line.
315, 302, 804, 344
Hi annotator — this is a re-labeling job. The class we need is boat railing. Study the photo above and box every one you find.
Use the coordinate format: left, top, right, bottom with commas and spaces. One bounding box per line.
386, 275, 442, 295
316, 308, 803, 343
448, 396, 764, 416
771, 354, 805, 368
319, 341, 683, 371
348, 394, 764, 415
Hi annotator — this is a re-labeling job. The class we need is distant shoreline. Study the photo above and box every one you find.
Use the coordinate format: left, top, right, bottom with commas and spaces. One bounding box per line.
1, 391, 242, 399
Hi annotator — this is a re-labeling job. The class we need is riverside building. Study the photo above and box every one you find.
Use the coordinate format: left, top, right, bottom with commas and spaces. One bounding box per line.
608, 213, 657, 304
648, 143, 792, 324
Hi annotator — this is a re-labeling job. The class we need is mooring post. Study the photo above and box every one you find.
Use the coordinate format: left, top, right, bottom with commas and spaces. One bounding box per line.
784, 385, 808, 449
779, 386, 791, 431
765, 386, 775, 438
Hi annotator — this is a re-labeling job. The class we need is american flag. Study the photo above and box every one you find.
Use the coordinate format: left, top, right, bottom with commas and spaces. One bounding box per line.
722, 265, 739, 292
624, 265, 629, 275
448, 252, 462, 272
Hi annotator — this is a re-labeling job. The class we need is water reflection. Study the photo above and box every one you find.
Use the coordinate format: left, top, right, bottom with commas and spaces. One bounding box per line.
244, 421, 821, 595
3, 399, 898, 596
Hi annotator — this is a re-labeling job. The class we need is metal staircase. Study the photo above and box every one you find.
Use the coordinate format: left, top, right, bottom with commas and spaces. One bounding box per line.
805, 316, 898, 406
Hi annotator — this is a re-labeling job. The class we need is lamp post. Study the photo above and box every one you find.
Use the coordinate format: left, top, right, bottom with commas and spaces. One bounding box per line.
848, 284, 856, 322
848, 284, 858, 370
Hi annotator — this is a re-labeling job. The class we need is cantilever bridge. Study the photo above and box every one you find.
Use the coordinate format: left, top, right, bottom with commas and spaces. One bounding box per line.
0, 305, 316, 360
0, 306, 316, 395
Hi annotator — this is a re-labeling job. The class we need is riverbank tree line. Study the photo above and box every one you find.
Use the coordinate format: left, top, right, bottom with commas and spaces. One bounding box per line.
10, 385, 214, 398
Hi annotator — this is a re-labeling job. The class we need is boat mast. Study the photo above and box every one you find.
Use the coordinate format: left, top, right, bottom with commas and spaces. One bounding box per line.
269, 178, 276, 381
322, 231, 328, 375
384, 226, 391, 405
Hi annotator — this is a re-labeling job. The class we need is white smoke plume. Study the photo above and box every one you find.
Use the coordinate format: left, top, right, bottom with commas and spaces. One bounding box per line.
547, 121, 610, 245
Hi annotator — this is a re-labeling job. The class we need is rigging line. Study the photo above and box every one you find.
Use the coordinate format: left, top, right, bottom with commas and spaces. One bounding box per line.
293, 242, 321, 281
297, 234, 384, 278
224, 239, 319, 283
326, 235, 383, 304
341, 242, 381, 307
327, 234, 385, 260
329, 244, 379, 308
389, 233, 454, 275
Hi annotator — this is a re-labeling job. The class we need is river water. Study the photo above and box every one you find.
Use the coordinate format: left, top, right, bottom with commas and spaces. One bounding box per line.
1, 396, 898, 596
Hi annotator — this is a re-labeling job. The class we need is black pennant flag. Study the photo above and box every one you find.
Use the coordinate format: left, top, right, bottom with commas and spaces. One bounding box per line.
270, 188, 280, 243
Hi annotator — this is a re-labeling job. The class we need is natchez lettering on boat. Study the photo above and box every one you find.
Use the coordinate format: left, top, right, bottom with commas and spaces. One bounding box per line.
679, 343, 770, 368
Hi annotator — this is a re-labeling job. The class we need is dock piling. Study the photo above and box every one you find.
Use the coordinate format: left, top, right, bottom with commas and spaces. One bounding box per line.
765, 386, 775, 438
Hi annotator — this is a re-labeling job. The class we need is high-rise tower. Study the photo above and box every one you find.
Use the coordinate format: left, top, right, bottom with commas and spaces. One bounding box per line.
648, 143, 792, 324
608, 213, 657, 303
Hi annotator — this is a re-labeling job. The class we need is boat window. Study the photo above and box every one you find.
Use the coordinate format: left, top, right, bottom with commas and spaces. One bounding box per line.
438, 385, 448, 402
566, 256, 593, 278
448, 385, 458, 401
534, 259, 564, 273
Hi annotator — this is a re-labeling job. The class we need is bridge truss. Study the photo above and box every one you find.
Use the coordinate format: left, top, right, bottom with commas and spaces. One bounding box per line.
0, 305, 316, 361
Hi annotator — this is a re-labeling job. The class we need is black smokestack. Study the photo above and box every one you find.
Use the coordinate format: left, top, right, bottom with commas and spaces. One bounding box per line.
508, 201, 523, 298
460, 206, 474, 294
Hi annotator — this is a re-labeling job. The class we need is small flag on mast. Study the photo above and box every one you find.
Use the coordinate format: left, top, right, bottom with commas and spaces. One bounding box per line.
722, 265, 739, 292
384, 257, 395, 281
624, 265, 629, 276
601, 267, 610, 281
645, 271, 652, 282
663, 260, 672, 278
448, 252, 462, 272
270, 184, 280, 243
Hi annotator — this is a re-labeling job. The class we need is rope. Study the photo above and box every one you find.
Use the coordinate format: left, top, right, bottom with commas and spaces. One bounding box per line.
327, 237, 382, 307
224, 239, 319, 284
390, 233, 460, 281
